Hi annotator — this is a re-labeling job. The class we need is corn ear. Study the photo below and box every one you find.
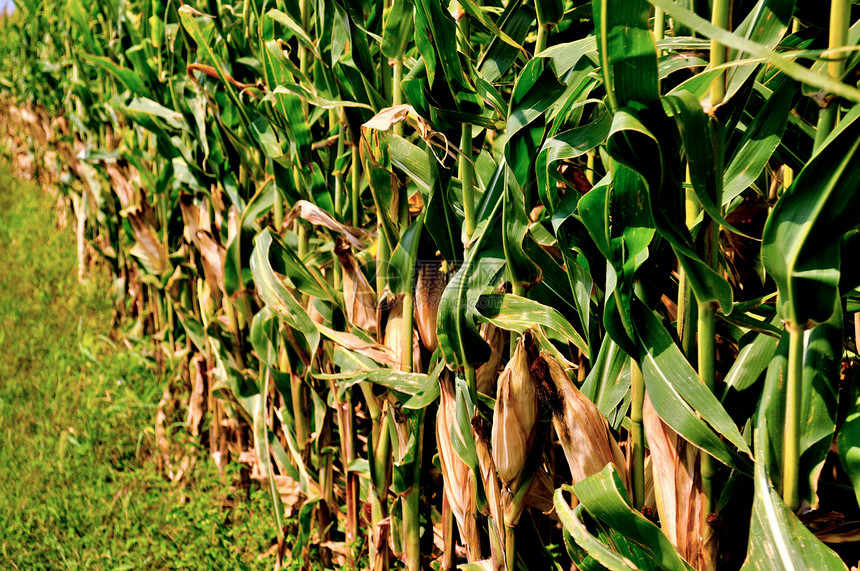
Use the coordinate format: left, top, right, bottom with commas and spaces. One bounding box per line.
437, 373, 481, 561
644, 395, 714, 570
414, 261, 444, 352
491, 338, 538, 486
531, 339, 628, 488
476, 323, 504, 396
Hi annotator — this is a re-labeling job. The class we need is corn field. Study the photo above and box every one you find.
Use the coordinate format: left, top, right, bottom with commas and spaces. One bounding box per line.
3, 0, 860, 568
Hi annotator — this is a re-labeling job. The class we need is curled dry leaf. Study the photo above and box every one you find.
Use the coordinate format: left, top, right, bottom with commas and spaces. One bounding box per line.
286, 200, 369, 248
316, 323, 400, 369
105, 162, 137, 210
362, 104, 458, 167
306, 297, 326, 326
334, 237, 377, 333
128, 209, 170, 275
197, 230, 227, 297
186, 354, 207, 437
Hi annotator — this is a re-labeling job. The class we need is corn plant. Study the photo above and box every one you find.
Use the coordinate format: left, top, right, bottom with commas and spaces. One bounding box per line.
3, 0, 860, 569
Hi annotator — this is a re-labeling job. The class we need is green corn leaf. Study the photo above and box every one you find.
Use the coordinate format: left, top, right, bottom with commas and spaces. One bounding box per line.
581, 338, 631, 431
593, 0, 659, 110
722, 77, 797, 206
81, 54, 151, 98
381, 0, 414, 60
571, 465, 695, 571
838, 407, 860, 508
457, 0, 528, 55
178, 5, 252, 132
535, 0, 564, 26
502, 174, 541, 290
536, 109, 610, 214
724, 0, 797, 100
412, 0, 482, 113
741, 420, 847, 570
476, 293, 588, 356
389, 212, 424, 295
722, 329, 780, 397
249, 308, 286, 535
505, 57, 566, 190
633, 301, 753, 470
250, 230, 320, 356
436, 193, 504, 369
479, 0, 534, 83
267, 9, 321, 60
606, 106, 733, 312
555, 488, 639, 571
647, 0, 860, 103
762, 104, 860, 328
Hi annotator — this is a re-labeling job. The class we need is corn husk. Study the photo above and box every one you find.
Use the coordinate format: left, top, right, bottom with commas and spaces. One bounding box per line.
334, 237, 377, 333
414, 261, 445, 352
644, 395, 713, 570
536, 346, 628, 489
437, 374, 481, 561
502, 468, 554, 528
473, 417, 507, 571
491, 339, 538, 486
379, 291, 421, 372
476, 323, 504, 396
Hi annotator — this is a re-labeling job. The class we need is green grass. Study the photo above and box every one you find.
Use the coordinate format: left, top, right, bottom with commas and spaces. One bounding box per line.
0, 163, 278, 569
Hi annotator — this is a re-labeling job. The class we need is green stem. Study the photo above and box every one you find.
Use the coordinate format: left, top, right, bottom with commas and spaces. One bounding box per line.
369, 399, 391, 570
402, 411, 424, 571
465, 365, 478, 403
166, 294, 175, 351
709, 0, 731, 106
441, 493, 456, 570
402, 291, 414, 373
505, 527, 516, 570
827, 0, 850, 81
299, 0, 310, 107
294, 0, 310, 258
457, 6, 476, 239
393, 58, 409, 232
273, 184, 283, 230
678, 169, 699, 361
814, 0, 850, 152
392, 59, 404, 135
535, 23, 549, 54
586, 152, 595, 185
782, 325, 804, 511
377, 232, 389, 295
298, 223, 308, 260
460, 122, 475, 239
351, 145, 361, 228
332, 116, 344, 290
697, 179, 721, 570
226, 300, 245, 369
630, 360, 646, 510
698, 302, 717, 524
292, 376, 306, 454
654, 8, 665, 44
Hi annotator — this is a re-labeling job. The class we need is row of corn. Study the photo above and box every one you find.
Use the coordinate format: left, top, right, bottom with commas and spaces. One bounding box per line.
3, 0, 860, 569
